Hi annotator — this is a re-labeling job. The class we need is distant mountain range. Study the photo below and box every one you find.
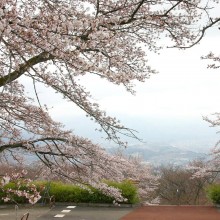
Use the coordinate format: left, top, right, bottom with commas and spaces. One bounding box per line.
107, 143, 207, 166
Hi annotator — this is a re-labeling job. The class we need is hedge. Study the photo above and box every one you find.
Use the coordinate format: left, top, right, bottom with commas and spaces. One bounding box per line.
0, 180, 139, 205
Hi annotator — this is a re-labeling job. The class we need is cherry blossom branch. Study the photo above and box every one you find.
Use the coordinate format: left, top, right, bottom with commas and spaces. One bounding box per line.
176, 17, 220, 49
0, 51, 54, 87
0, 171, 41, 204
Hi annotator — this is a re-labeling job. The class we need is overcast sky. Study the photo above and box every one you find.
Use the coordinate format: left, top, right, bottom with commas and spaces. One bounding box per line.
22, 25, 220, 153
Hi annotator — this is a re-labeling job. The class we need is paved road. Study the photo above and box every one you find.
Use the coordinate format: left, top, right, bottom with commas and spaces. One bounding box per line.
2, 204, 220, 220
0, 205, 50, 220
0, 205, 134, 220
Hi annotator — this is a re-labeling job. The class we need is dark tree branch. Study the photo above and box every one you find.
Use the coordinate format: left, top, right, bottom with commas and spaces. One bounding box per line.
0, 52, 54, 87
0, 137, 67, 153
174, 17, 220, 49
164, 0, 184, 16
130, 0, 145, 19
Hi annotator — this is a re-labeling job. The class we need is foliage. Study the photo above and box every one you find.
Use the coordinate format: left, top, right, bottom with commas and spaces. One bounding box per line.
0, 174, 41, 204
42, 180, 139, 204
206, 184, 220, 204
0, 182, 23, 204
40, 181, 92, 203
104, 180, 139, 204
0, 158, 158, 204
0, 180, 139, 204
0, 173, 41, 204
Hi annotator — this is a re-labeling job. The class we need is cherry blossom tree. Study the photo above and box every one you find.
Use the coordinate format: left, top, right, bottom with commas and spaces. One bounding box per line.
124, 156, 159, 204
195, 114, 220, 178
0, 0, 219, 203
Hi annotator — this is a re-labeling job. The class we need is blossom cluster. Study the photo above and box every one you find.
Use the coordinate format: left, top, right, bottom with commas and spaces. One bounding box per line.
0, 171, 41, 204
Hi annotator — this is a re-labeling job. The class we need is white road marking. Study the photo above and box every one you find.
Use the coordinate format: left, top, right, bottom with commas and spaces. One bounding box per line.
66, 206, 76, 208
61, 210, 71, 213
54, 214, 65, 217
0, 214, 9, 216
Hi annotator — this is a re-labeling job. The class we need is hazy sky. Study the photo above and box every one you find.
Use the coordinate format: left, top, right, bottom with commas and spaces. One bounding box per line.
22, 25, 220, 153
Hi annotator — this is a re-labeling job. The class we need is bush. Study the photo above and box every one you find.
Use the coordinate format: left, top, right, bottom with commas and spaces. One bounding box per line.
206, 184, 220, 204
37, 180, 139, 204
105, 180, 139, 204
0, 180, 139, 204
0, 182, 29, 204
